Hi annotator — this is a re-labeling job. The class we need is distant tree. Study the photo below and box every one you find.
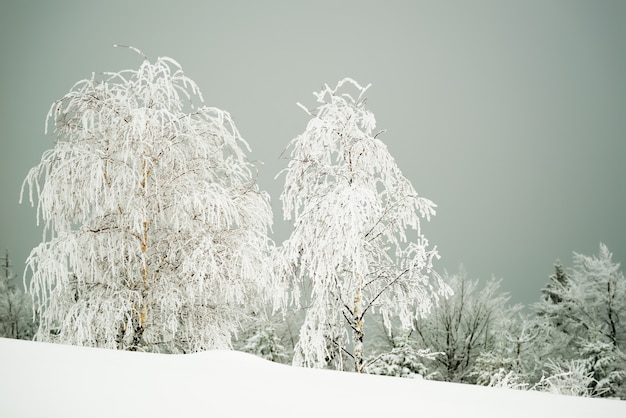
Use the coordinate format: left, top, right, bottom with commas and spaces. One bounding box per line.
472, 305, 569, 391
568, 243, 625, 349
538, 260, 569, 308
533, 244, 626, 398
533, 359, 597, 397
413, 267, 510, 383
577, 338, 626, 397
238, 322, 290, 364
278, 78, 450, 372
0, 249, 37, 339
473, 350, 527, 389
365, 333, 437, 379
533, 261, 576, 361
21, 49, 274, 352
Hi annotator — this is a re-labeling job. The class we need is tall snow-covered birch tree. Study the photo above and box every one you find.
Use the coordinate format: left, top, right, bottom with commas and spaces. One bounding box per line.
278, 79, 451, 372
21, 49, 275, 352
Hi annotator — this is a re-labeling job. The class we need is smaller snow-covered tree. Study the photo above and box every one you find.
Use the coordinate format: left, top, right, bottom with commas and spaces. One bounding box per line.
366, 333, 437, 379
240, 325, 289, 363
473, 351, 526, 388
563, 244, 624, 397
578, 338, 626, 398
535, 261, 570, 328
472, 317, 546, 389
533, 261, 578, 361
0, 250, 37, 340
534, 359, 597, 397
568, 243, 625, 349
532, 244, 626, 398
413, 267, 509, 382
539, 260, 569, 306
503, 317, 542, 380
278, 79, 451, 372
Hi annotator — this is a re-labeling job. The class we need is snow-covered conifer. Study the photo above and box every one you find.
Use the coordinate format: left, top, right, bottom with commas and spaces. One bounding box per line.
535, 261, 570, 330
533, 261, 577, 361
278, 79, 451, 372
539, 260, 569, 306
485, 368, 528, 391
21, 49, 274, 352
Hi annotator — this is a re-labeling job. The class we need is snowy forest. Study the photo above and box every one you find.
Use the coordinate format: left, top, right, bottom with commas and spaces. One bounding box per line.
2, 52, 625, 400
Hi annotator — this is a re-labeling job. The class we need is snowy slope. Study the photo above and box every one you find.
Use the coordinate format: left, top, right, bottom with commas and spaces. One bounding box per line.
1, 338, 624, 417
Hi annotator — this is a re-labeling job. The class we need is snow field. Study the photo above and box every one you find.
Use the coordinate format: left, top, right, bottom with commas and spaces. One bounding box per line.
1, 338, 624, 417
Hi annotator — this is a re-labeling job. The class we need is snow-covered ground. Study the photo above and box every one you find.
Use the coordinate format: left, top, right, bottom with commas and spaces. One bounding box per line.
1, 338, 624, 417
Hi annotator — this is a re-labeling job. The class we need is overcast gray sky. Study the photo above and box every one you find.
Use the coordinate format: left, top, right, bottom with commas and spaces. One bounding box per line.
1, 1, 624, 305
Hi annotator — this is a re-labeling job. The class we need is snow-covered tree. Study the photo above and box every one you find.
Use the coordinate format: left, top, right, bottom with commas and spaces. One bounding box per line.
278, 78, 451, 372
472, 310, 551, 389
535, 260, 570, 334
366, 333, 437, 379
473, 350, 527, 388
0, 250, 37, 339
533, 359, 597, 397
413, 267, 511, 383
568, 243, 625, 349
533, 261, 576, 361
538, 260, 569, 307
21, 48, 275, 352
532, 244, 626, 398
577, 338, 626, 397
484, 368, 529, 391
238, 322, 290, 363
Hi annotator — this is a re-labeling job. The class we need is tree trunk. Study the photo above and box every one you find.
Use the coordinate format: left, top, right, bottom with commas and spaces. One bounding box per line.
353, 287, 364, 373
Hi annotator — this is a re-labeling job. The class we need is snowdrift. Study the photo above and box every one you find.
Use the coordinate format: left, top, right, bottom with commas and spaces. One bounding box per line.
1, 338, 624, 417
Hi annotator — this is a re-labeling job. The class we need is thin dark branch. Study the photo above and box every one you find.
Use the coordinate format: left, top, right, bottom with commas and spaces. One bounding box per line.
360, 268, 411, 320
329, 338, 354, 360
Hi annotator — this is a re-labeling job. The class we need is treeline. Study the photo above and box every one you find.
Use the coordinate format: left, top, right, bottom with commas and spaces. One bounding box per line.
4, 243, 624, 398
236, 243, 626, 399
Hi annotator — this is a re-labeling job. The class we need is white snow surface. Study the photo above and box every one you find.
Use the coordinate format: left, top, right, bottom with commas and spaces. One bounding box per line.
1, 337, 624, 417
